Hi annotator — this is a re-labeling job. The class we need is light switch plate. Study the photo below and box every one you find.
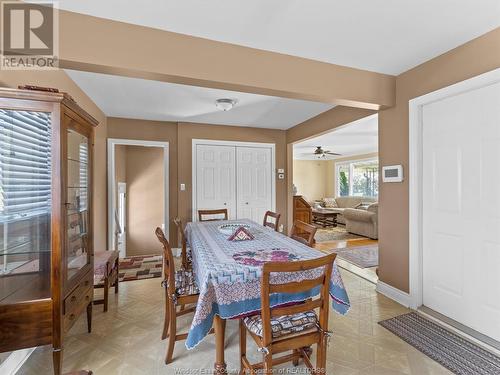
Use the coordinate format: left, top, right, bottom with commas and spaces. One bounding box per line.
180, 183, 186, 191
277, 168, 285, 173
278, 173, 285, 179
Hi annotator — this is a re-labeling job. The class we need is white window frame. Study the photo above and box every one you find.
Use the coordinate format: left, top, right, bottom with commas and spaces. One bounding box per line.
335, 157, 379, 197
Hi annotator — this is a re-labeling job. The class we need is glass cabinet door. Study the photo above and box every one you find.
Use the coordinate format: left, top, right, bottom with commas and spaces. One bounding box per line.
66, 129, 90, 282
0, 109, 52, 303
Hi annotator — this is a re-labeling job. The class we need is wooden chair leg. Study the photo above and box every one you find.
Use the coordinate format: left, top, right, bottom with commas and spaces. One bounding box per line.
53, 348, 62, 375
239, 320, 247, 375
86, 302, 92, 333
161, 296, 170, 340
114, 260, 119, 294
317, 339, 327, 373
293, 348, 300, 366
103, 276, 109, 313
165, 302, 177, 364
262, 352, 273, 375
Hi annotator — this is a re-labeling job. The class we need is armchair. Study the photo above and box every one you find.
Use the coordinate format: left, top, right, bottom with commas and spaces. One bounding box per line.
343, 203, 378, 239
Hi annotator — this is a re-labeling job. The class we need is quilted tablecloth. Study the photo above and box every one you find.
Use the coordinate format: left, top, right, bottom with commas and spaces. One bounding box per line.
185, 219, 350, 349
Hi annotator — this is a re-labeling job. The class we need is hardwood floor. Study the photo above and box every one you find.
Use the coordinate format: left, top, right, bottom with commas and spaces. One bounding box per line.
315, 238, 379, 284
18, 269, 451, 375
314, 238, 378, 251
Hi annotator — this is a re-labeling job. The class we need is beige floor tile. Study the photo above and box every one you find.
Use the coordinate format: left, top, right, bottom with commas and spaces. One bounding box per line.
18, 269, 452, 375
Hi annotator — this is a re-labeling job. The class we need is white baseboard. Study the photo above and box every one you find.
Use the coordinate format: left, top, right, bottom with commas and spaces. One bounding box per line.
376, 281, 411, 308
0, 348, 35, 375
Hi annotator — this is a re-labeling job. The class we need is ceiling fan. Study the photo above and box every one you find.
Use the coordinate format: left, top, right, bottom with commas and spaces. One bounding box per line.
313, 146, 341, 158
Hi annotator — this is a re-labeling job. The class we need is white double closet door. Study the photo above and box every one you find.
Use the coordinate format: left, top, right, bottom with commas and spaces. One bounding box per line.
195, 144, 273, 223
422, 81, 500, 341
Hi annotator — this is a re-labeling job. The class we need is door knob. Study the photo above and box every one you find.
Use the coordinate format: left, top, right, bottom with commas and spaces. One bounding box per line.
245, 202, 249, 205
223, 202, 227, 205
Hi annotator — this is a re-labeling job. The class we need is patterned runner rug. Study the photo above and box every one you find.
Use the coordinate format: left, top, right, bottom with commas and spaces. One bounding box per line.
314, 225, 364, 242
333, 245, 378, 268
119, 255, 162, 282
379, 312, 500, 375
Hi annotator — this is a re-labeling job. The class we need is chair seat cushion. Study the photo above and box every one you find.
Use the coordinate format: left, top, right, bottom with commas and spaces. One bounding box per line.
175, 269, 199, 296
243, 310, 318, 339
94, 250, 119, 278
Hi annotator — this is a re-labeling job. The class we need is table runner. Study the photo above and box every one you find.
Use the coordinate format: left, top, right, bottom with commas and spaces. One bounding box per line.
185, 219, 350, 349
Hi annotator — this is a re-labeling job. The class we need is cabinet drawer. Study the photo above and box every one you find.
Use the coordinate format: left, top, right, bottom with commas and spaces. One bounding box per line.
64, 271, 92, 314
63, 287, 91, 333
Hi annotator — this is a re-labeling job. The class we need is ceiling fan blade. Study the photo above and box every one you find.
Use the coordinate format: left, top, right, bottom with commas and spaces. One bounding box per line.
325, 151, 342, 156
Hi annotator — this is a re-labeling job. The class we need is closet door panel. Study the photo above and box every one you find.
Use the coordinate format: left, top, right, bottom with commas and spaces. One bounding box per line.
236, 147, 273, 223
195, 145, 236, 219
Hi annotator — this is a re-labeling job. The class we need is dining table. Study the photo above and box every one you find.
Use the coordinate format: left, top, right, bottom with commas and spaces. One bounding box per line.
185, 218, 350, 374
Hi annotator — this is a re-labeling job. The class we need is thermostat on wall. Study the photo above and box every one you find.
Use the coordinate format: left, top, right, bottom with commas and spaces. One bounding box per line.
382, 165, 403, 182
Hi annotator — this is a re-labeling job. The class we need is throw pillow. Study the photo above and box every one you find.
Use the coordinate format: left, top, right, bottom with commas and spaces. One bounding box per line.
322, 197, 338, 208
228, 226, 255, 241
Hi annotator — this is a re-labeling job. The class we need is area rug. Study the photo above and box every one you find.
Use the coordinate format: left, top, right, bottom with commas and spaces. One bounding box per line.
333, 244, 378, 268
379, 312, 500, 375
314, 226, 364, 242
118, 255, 162, 282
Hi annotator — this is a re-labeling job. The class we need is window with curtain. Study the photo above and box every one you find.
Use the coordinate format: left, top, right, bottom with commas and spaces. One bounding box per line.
336, 158, 379, 197
0, 109, 52, 275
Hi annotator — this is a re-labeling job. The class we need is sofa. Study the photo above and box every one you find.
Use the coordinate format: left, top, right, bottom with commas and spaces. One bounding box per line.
317, 196, 377, 225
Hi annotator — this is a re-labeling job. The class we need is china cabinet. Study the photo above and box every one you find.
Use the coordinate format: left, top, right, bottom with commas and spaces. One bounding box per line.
0, 87, 98, 374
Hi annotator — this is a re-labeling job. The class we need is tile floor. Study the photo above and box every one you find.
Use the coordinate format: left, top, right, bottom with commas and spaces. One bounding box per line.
19, 269, 452, 375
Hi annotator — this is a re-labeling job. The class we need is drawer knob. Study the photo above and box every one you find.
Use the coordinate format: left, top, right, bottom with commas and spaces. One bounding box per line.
84, 280, 90, 286
71, 296, 77, 302
85, 295, 90, 301
69, 314, 75, 321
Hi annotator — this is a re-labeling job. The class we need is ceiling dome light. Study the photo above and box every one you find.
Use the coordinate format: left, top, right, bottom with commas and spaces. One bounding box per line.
215, 98, 237, 111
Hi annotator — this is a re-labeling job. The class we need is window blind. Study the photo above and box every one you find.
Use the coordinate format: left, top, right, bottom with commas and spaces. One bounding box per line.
0, 109, 52, 223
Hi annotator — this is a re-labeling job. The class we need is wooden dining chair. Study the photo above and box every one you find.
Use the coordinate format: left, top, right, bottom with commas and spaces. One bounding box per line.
198, 208, 228, 222
239, 253, 336, 374
155, 227, 212, 364
173, 217, 191, 269
290, 220, 317, 247
263, 211, 281, 231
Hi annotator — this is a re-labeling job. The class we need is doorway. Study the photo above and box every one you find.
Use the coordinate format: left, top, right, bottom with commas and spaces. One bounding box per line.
107, 139, 169, 257
410, 68, 500, 345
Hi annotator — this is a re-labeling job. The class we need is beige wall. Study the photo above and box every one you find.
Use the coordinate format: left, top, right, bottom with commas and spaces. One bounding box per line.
108, 118, 288, 244
292, 160, 333, 201
124, 146, 164, 256
115, 145, 127, 185
377, 28, 500, 292
0, 70, 108, 250
177, 122, 288, 231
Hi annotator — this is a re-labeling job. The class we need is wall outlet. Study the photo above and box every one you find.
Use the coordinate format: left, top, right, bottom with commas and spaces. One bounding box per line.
180, 183, 186, 191
277, 168, 285, 173
278, 173, 285, 179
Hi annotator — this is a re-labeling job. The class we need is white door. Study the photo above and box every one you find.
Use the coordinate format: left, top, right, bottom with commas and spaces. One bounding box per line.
195, 145, 236, 219
117, 182, 126, 257
422, 81, 500, 341
236, 147, 273, 223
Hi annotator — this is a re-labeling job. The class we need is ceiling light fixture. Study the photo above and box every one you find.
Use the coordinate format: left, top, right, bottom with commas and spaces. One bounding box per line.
215, 98, 237, 111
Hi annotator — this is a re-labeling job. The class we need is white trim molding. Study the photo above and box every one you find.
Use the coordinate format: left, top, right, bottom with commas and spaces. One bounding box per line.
376, 281, 411, 308
191, 139, 277, 222
408, 68, 500, 310
107, 138, 170, 252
